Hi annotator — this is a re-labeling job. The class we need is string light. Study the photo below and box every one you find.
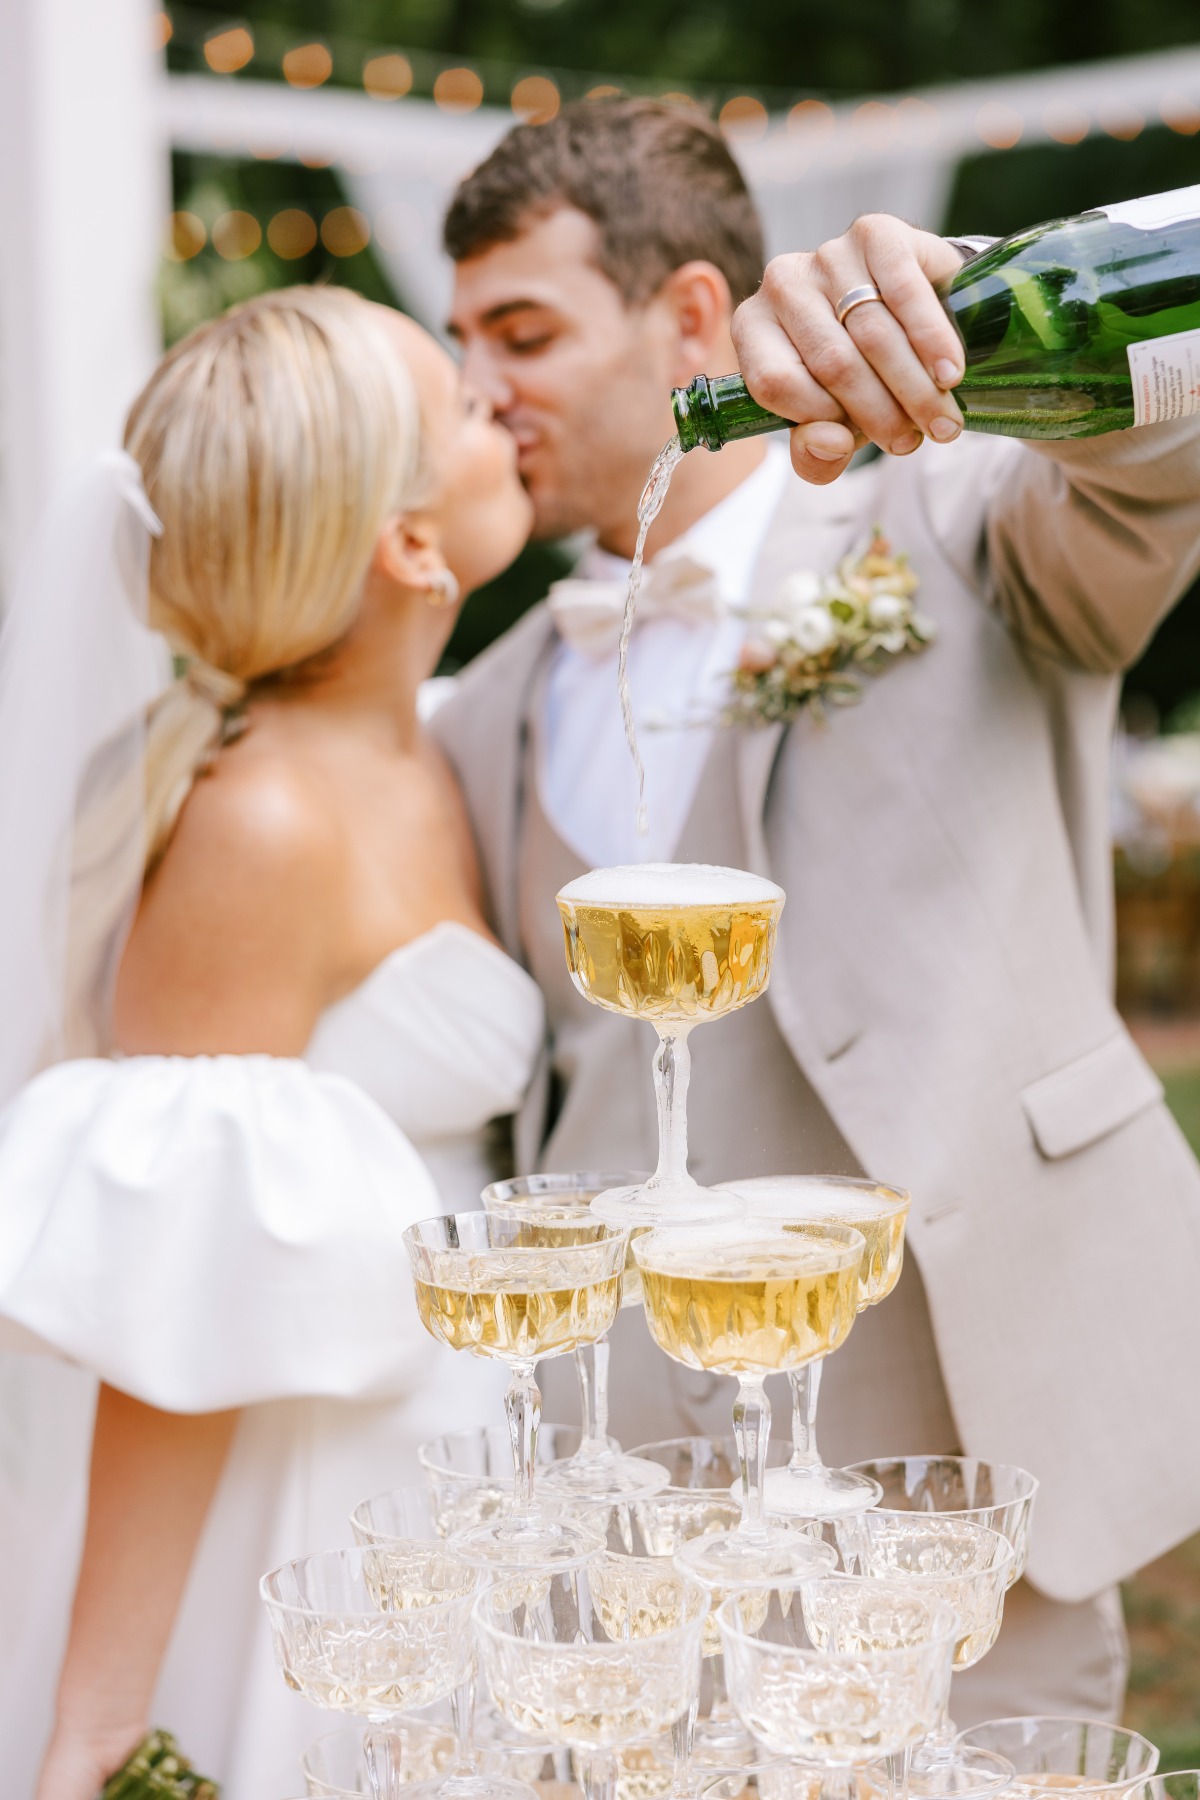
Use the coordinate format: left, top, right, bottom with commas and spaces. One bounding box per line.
975, 101, 1023, 148
363, 53, 413, 101
719, 96, 768, 140
153, 11, 173, 52
212, 210, 262, 259
787, 99, 835, 139
894, 95, 941, 142
283, 43, 333, 89
433, 67, 484, 112
660, 91, 700, 109
321, 206, 371, 256
267, 209, 318, 258
1100, 103, 1144, 140
511, 75, 560, 122
164, 211, 205, 261
585, 84, 622, 100
1161, 91, 1200, 135
203, 26, 253, 75
1043, 102, 1089, 144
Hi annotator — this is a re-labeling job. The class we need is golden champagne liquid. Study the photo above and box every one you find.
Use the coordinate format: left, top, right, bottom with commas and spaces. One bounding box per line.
414, 1264, 622, 1361
637, 1236, 859, 1375
786, 1211, 906, 1310
557, 871, 783, 1025
486, 1194, 644, 1309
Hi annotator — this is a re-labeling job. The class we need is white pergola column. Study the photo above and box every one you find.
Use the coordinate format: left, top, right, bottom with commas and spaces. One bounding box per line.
0, 0, 165, 599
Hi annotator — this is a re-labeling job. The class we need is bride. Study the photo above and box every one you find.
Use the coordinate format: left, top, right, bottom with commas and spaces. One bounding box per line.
0, 287, 543, 1797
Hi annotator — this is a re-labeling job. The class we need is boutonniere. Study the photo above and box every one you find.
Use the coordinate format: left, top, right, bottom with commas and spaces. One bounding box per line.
724, 530, 935, 727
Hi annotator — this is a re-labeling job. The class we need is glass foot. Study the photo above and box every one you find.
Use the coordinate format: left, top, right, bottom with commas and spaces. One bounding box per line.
761, 1463, 883, 1520
903, 1747, 1015, 1797
403, 1777, 541, 1800
591, 1181, 745, 1227
674, 1525, 837, 1588
542, 1447, 670, 1506
448, 1513, 603, 1572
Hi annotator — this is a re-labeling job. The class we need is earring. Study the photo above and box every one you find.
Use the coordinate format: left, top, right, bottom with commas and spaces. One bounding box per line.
425, 568, 461, 609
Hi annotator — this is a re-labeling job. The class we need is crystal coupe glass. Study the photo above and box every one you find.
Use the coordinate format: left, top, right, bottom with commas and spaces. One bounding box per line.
261, 1547, 537, 1800
418, 1424, 599, 1540
843, 1457, 1038, 1585
957, 1718, 1160, 1796
721, 1175, 910, 1519
481, 1171, 668, 1506
475, 1559, 709, 1800
404, 1211, 627, 1569
718, 1576, 960, 1800
839, 1513, 1015, 1784
556, 863, 784, 1226
632, 1221, 862, 1584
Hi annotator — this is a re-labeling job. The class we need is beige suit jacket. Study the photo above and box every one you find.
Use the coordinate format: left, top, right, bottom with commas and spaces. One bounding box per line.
433, 423, 1200, 1602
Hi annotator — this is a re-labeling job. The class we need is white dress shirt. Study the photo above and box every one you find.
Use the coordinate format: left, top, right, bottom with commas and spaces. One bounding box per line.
541, 446, 792, 869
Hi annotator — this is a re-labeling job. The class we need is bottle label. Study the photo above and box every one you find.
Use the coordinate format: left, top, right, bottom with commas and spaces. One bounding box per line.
1098, 185, 1200, 230
1127, 328, 1200, 426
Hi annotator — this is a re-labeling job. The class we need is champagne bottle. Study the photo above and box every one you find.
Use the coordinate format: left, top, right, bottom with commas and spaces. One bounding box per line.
673, 185, 1200, 446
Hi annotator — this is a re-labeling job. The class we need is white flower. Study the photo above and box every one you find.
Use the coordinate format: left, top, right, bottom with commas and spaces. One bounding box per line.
867, 592, 909, 628
764, 617, 793, 646
791, 606, 837, 655
778, 570, 822, 614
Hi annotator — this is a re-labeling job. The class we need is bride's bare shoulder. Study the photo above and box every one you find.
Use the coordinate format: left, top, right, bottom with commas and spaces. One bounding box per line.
114, 738, 348, 1057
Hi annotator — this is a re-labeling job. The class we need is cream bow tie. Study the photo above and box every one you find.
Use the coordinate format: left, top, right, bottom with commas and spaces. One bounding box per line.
548, 555, 723, 657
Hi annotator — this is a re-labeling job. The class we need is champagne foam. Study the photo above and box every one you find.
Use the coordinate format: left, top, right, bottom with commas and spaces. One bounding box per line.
635, 1224, 856, 1279
559, 862, 784, 908
724, 1176, 908, 1220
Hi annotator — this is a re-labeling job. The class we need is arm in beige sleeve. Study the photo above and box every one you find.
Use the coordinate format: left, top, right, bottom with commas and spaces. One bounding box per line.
983, 417, 1200, 673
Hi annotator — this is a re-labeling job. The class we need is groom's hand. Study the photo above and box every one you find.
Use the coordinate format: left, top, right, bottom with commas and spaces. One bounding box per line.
732, 215, 968, 485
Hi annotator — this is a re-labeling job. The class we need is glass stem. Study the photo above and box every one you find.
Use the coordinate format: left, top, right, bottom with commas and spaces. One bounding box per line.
648, 1025, 694, 1192
788, 1358, 824, 1470
733, 1375, 771, 1540
818, 1771, 854, 1800
449, 1674, 477, 1776
887, 1746, 912, 1800
504, 1358, 541, 1521
574, 1336, 610, 1455
577, 1750, 618, 1800
671, 1694, 698, 1799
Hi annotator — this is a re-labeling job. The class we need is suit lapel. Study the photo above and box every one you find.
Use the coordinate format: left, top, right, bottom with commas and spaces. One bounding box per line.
734, 461, 873, 874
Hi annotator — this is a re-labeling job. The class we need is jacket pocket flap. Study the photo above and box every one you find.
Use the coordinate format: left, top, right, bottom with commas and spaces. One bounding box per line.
1021, 1034, 1163, 1161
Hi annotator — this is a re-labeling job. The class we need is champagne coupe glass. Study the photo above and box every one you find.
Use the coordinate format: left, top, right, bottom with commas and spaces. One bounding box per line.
1116, 1777, 1199, 1800
302, 1718, 557, 1799
474, 1559, 709, 1800
556, 863, 785, 1227
404, 1211, 627, 1569
260, 1547, 537, 1800
418, 1424, 597, 1540
956, 1719, 1160, 1796
839, 1514, 1015, 1783
718, 1575, 960, 1800
624, 1435, 817, 1770
842, 1457, 1039, 1584
481, 1172, 668, 1505
632, 1220, 863, 1583
720, 1176, 910, 1519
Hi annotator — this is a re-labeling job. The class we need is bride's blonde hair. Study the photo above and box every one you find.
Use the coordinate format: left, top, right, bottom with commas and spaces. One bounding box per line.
124, 285, 423, 868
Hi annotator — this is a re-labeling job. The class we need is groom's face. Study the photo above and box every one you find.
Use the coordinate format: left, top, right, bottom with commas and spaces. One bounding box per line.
449, 206, 683, 544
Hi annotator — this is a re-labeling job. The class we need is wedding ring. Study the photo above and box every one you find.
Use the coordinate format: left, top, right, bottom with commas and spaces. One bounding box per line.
835, 283, 885, 326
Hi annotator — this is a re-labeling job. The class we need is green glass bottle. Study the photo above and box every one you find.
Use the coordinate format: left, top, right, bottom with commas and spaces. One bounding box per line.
673, 185, 1200, 446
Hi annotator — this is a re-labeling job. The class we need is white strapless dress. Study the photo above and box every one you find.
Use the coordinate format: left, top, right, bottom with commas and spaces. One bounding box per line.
0, 922, 544, 1800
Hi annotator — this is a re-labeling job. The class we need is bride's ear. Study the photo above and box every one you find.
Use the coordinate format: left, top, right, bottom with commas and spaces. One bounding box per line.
372, 514, 460, 609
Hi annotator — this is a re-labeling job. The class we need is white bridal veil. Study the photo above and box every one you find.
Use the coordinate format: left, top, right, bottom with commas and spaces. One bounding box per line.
0, 451, 168, 1107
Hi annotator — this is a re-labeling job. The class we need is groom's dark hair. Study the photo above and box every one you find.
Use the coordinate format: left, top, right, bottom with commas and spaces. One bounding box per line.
444, 97, 765, 307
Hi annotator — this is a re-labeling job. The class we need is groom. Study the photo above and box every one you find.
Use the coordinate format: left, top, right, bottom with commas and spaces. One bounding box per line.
433, 98, 1200, 1717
